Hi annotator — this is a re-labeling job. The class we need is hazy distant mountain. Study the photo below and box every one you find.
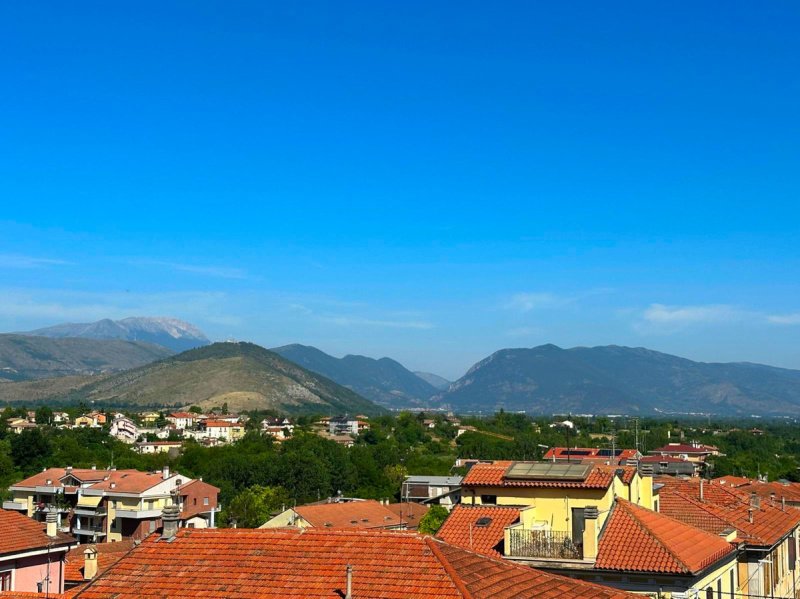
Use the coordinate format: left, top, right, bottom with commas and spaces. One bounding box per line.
271, 344, 438, 407
0, 334, 172, 381
23, 317, 210, 353
414, 371, 451, 391
435, 344, 800, 416
0, 342, 382, 415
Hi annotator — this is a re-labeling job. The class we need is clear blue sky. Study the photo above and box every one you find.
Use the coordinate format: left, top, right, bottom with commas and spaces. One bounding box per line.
1, 1, 799, 379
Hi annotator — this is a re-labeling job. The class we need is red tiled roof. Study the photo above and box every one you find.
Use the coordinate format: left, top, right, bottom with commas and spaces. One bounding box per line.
738, 481, 800, 503
12, 468, 106, 489
463, 461, 636, 489
658, 483, 800, 547
0, 510, 74, 556
168, 412, 196, 419
384, 502, 428, 529
596, 499, 735, 575
292, 500, 407, 529
437, 505, 520, 558
713, 476, 752, 488
64, 540, 135, 582
203, 420, 235, 427
71, 528, 637, 598
89, 470, 179, 493
543, 448, 639, 463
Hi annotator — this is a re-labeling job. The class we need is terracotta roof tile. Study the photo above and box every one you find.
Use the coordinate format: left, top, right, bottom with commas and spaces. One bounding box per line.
292, 500, 407, 529
463, 461, 636, 489
596, 499, 736, 575
658, 482, 800, 547
0, 510, 74, 556
64, 540, 136, 582
436, 505, 520, 558
383, 502, 428, 529
71, 528, 637, 598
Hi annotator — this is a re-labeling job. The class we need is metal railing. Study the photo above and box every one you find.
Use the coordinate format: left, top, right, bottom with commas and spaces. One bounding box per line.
508, 529, 583, 560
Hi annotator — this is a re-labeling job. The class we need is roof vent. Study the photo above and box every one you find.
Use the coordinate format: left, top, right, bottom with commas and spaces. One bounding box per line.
475, 517, 492, 527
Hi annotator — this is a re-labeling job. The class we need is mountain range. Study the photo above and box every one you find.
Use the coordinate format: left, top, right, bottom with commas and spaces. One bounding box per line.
271, 344, 438, 407
0, 334, 173, 382
0, 342, 381, 415
434, 344, 800, 416
23, 317, 210, 353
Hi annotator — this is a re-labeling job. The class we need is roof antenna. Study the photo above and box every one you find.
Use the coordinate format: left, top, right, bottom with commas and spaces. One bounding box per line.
345, 564, 353, 599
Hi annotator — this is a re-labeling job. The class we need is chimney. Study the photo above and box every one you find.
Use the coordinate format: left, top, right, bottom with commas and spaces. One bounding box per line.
582, 506, 600, 561
91, 464, 97, 470
748, 508, 754, 524
345, 564, 353, 599
771, 492, 776, 507
162, 465, 170, 480
161, 502, 181, 540
83, 546, 98, 580
45, 511, 58, 538
750, 492, 761, 510
782, 496, 786, 512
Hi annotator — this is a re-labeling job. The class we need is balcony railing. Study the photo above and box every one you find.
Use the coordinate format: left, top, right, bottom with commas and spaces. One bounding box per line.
508, 529, 583, 560
72, 525, 106, 536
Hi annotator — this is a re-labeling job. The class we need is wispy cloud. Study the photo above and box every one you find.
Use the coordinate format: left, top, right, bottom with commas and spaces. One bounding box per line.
0, 254, 72, 269
132, 260, 248, 280
641, 303, 744, 325
504, 292, 565, 312
319, 316, 434, 330
506, 326, 542, 338
767, 313, 800, 325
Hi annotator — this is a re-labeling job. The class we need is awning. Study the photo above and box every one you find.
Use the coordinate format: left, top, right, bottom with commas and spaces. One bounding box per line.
77, 495, 103, 508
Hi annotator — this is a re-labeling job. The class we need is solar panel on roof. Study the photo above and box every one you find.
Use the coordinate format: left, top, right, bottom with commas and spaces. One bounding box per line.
504, 462, 593, 481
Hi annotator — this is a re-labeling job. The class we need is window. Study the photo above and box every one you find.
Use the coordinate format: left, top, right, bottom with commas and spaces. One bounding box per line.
203, 497, 209, 506
149, 520, 156, 533
729, 569, 734, 599
717, 578, 721, 598
479, 495, 497, 505
705, 586, 713, 599
193, 498, 197, 506
0, 571, 11, 591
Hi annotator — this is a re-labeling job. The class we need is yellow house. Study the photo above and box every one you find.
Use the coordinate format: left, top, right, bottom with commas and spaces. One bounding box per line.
139, 412, 161, 425
459, 461, 738, 597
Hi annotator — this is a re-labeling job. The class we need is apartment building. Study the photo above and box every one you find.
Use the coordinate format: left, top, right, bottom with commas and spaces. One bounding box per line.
4, 465, 219, 543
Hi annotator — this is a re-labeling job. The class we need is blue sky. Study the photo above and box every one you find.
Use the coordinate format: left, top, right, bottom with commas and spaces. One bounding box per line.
1, 1, 799, 379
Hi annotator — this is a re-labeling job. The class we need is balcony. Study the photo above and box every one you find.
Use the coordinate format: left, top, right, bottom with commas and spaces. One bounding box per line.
114, 508, 162, 519
2, 500, 26, 511
507, 528, 583, 560
72, 525, 106, 537
74, 506, 107, 517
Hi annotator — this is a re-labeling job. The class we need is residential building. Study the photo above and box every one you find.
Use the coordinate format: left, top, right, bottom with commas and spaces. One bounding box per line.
261, 417, 293, 440
6, 418, 37, 434
261, 499, 412, 530
0, 509, 75, 594
638, 454, 698, 476
401, 474, 462, 508
657, 476, 800, 598
138, 412, 161, 425
60, 526, 638, 598
134, 441, 183, 455
327, 415, 368, 436
197, 419, 245, 442
4, 465, 218, 542
447, 461, 741, 597
648, 441, 721, 464
166, 412, 197, 430
108, 416, 138, 444
542, 447, 641, 465
736, 479, 800, 509
176, 479, 220, 529
52, 411, 71, 425
74, 413, 105, 428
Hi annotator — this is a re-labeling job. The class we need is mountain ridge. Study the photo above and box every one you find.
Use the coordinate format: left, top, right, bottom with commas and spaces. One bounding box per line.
22, 317, 210, 353
435, 344, 800, 416
271, 344, 438, 407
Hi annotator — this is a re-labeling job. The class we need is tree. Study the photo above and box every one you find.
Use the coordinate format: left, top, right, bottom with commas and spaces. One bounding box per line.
418, 505, 449, 535
189, 406, 203, 414
225, 485, 290, 528
35, 406, 54, 426
10, 428, 52, 475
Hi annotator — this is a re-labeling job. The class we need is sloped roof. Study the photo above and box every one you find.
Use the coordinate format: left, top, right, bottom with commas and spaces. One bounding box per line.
384, 502, 428, 529
543, 448, 640, 463
596, 499, 735, 575
70, 528, 638, 598
64, 540, 135, 582
738, 481, 800, 503
292, 499, 406, 529
0, 510, 74, 556
437, 505, 521, 558
713, 476, 752, 488
89, 470, 181, 494
463, 461, 636, 489
659, 484, 800, 547
11, 468, 106, 489
649, 443, 717, 454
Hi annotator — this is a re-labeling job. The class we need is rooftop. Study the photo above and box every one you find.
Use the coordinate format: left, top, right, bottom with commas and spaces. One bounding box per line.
288, 499, 408, 529
463, 461, 636, 489
596, 499, 736, 575
70, 528, 638, 598
437, 505, 521, 558
64, 540, 135, 583
404, 475, 463, 486
0, 510, 74, 556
